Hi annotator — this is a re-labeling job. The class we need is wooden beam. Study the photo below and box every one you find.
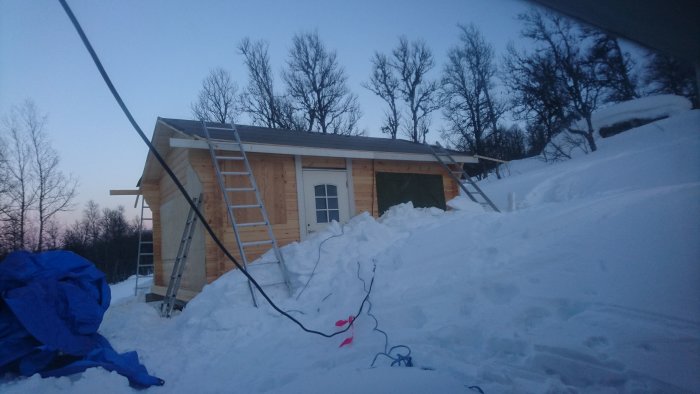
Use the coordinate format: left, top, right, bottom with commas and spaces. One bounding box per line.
346, 158, 356, 217
473, 155, 509, 164
294, 155, 306, 241
169, 137, 479, 164
109, 189, 141, 196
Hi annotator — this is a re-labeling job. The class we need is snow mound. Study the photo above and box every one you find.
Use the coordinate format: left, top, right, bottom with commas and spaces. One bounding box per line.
446, 195, 487, 214
593, 94, 692, 131
2, 110, 699, 393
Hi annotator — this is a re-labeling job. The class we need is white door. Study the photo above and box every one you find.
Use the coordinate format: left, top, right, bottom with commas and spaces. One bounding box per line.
302, 170, 350, 234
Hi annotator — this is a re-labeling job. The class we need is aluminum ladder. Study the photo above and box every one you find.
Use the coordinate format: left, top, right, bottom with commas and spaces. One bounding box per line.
134, 196, 154, 295
160, 194, 202, 318
200, 121, 292, 307
429, 143, 500, 212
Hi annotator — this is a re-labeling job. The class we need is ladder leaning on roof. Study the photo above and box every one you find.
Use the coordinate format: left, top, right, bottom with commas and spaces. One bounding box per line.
134, 195, 154, 296
429, 143, 500, 213
200, 121, 292, 307
160, 194, 202, 318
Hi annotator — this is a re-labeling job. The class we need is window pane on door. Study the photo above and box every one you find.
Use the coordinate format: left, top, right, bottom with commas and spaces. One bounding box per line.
315, 185, 326, 196
329, 210, 339, 222
313, 183, 342, 225
327, 197, 338, 209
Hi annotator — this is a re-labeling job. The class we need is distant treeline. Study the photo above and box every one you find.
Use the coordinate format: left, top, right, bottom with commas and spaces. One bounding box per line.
60, 201, 146, 284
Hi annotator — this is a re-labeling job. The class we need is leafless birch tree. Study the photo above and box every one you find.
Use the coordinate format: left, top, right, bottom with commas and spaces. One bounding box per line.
239, 38, 302, 130
24, 101, 77, 251
283, 31, 362, 135
441, 24, 505, 176
1, 100, 76, 251
392, 37, 439, 142
364, 53, 401, 138
191, 67, 239, 124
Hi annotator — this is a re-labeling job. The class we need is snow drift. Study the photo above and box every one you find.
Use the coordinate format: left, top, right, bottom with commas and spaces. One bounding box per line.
1, 106, 698, 393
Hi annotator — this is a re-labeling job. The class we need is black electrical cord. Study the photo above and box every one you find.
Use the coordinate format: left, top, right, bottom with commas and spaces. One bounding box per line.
57, 0, 368, 338
296, 225, 345, 300
355, 262, 413, 368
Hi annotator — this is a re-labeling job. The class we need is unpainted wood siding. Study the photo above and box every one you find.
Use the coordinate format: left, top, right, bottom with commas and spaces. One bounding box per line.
149, 149, 458, 295
351, 159, 459, 217
189, 151, 300, 283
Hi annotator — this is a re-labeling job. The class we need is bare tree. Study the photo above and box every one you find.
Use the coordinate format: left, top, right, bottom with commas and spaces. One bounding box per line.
441, 25, 504, 176
364, 53, 401, 138
585, 30, 639, 103
24, 101, 77, 251
391, 37, 439, 142
0, 133, 13, 254
191, 67, 239, 124
1, 104, 36, 250
84, 200, 101, 245
504, 44, 572, 158
239, 38, 302, 130
44, 218, 62, 250
1, 100, 77, 252
644, 52, 698, 107
283, 31, 362, 135
518, 10, 604, 152
0, 133, 11, 218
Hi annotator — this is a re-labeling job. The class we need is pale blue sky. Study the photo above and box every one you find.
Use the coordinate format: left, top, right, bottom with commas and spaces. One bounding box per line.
0, 0, 530, 224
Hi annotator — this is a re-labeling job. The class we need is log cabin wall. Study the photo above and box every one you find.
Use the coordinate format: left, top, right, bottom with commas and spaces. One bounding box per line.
149, 148, 459, 298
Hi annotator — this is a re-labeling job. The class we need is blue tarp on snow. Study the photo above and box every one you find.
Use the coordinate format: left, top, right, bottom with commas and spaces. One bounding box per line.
0, 251, 163, 388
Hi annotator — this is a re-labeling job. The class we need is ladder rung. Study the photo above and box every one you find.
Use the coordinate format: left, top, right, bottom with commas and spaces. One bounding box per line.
140, 253, 154, 256
237, 221, 267, 227
141, 241, 153, 244
217, 155, 244, 161
221, 171, 250, 176
230, 204, 261, 209
226, 187, 255, 192
207, 126, 235, 131
142, 218, 153, 221
241, 240, 274, 247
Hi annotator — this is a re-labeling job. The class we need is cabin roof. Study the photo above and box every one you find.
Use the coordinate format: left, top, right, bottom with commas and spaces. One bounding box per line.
159, 117, 451, 156
141, 117, 477, 185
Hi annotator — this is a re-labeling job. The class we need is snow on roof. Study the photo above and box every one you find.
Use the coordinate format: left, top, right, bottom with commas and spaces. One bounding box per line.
592, 94, 692, 131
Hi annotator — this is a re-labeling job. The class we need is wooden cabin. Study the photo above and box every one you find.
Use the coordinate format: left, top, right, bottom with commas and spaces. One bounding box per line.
139, 117, 477, 300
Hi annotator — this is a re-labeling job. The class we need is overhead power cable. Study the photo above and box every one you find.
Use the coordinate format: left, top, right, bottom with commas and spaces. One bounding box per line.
57, 0, 369, 338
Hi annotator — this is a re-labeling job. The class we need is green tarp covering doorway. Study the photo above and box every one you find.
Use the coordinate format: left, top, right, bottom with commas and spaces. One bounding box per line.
375, 172, 446, 215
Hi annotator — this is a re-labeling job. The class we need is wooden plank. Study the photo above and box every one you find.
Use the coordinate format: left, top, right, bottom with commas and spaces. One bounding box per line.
109, 189, 140, 195
170, 137, 479, 163
301, 156, 346, 169
294, 155, 306, 241
351, 159, 376, 217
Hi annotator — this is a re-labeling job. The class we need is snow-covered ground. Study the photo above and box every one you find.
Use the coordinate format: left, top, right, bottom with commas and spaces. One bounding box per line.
2, 107, 698, 393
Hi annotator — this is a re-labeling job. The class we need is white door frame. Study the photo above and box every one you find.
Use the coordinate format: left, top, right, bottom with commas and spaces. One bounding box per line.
296, 161, 353, 239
